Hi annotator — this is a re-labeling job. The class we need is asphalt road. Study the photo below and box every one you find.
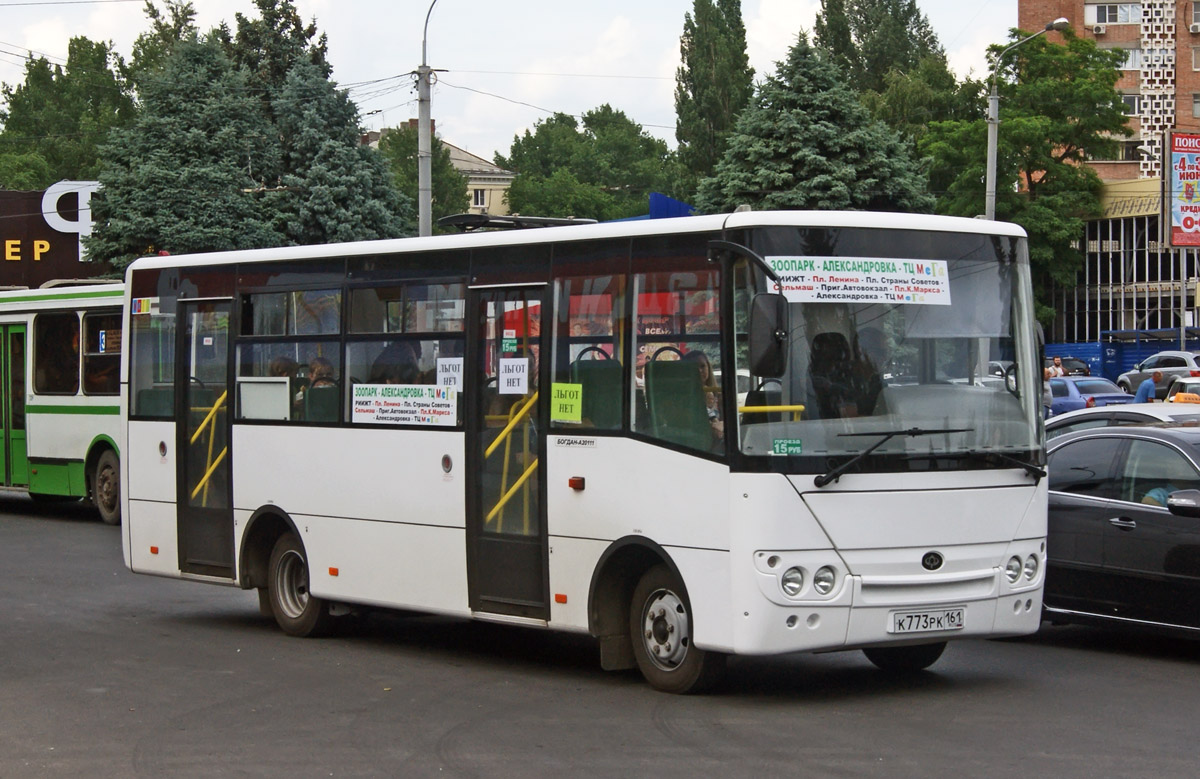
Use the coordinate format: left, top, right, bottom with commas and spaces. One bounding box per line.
2, 494, 1197, 778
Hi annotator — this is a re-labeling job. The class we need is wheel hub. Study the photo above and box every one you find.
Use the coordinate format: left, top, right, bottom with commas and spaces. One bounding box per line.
274, 549, 309, 619
640, 589, 689, 671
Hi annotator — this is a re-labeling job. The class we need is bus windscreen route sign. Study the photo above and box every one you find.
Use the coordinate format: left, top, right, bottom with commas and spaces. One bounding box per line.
351, 384, 458, 426
1170, 131, 1200, 247
767, 256, 951, 306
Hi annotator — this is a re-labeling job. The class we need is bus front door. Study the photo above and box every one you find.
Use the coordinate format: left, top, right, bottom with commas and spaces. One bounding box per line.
466, 286, 549, 620
0, 324, 27, 486
175, 301, 234, 578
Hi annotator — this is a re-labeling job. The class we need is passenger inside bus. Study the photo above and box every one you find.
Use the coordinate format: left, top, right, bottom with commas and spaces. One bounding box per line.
808, 331, 855, 418
682, 349, 723, 444
296, 356, 338, 421
369, 341, 420, 384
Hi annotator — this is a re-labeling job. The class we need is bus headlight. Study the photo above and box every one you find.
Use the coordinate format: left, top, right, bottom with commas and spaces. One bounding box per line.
1023, 554, 1039, 581
781, 567, 804, 597
1005, 556, 1022, 583
813, 566, 836, 595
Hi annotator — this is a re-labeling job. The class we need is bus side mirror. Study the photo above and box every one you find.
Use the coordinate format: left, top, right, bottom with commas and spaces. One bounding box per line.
749, 293, 788, 378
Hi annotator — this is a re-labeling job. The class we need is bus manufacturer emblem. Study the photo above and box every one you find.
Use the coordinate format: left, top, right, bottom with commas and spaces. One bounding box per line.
921, 552, 943, 571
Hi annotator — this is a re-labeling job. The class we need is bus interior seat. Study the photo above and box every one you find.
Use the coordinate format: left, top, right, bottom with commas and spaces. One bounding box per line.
305, 384, 340, 423
136, 387, 174, 417
742, 386, 782, 423
645, 359, 711, 450
570, 356, 622, 429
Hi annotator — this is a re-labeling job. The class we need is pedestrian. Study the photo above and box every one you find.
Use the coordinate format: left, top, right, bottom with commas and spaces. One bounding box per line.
1133, 370, 1162, 403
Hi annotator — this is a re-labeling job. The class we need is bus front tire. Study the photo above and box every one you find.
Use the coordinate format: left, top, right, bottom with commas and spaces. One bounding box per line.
93, 450, 120, 525
268, 533, 333, 637
862, 641, 947, 672
629, 564, 724, 694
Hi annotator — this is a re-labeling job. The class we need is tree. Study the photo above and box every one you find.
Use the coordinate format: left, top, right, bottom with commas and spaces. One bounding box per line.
376, 124, 466, 233
694, 34, 933, 214
0, 37, 135, 188
497, 106, 686, 221
222, 0, 330, 124
922, 29, 1129, 319
859, 55, 983, 144
86, 37, 284, 268
814, 0, 941, 95
125, 0, 198, 95
674, 0, 754, 192
272, 59, 413, 244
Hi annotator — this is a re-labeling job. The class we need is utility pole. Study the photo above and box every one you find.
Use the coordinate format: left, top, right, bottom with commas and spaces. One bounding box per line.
417, 0, 440, 237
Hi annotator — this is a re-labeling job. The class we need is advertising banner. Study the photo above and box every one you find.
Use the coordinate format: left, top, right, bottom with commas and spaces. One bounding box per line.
1169, 132, 1200, 247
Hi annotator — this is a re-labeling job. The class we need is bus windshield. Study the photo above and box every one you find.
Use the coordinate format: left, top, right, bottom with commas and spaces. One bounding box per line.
735, 225, 1041, 467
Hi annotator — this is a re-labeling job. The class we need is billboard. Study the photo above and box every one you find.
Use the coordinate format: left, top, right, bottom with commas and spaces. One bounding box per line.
0, 181, 109, 287
1169, 132, 1200, 247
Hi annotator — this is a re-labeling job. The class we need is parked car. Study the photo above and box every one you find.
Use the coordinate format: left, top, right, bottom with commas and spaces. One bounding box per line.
1165, 376, 1200, 402
1044, 355, 1090, 376
1046, 376, 1131, 417
1045, 425, 1200, 635
1115, 351, 1200, 398
1047, 402, 1200, 439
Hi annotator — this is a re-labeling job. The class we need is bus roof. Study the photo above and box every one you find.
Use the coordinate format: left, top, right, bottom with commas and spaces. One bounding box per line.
125, 211, 1027, 274
0, 282, 124, 305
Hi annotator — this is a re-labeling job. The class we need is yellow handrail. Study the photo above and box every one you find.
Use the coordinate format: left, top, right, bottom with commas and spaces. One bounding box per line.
485, 391, 538, 458
485, 457, 539, 525
739, 403, 805, 421
190, 390, 228, 445
190, 447, 229, 502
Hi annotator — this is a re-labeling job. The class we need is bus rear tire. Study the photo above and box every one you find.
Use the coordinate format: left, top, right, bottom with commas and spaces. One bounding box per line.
629, 564, 724, 694
93, 450, 120, 525
268, 533, 333, 637
863, 641, 947, 672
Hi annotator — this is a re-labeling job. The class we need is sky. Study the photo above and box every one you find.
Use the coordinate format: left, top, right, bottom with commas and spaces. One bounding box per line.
0, 0, 1017, 162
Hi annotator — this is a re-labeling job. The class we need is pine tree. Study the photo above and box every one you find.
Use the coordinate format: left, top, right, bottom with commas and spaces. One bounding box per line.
86, 37, 284, 267
273, 59, 413, 244
814, 0, 941, 94
674, 0, 754, 191
694, 34, 933, 214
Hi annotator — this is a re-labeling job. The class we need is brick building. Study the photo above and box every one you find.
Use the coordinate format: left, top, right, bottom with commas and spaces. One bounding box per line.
1020, 1, 1200, 357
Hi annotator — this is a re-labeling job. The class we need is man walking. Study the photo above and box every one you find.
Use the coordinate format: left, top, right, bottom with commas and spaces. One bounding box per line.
1133, 370, 1162, 403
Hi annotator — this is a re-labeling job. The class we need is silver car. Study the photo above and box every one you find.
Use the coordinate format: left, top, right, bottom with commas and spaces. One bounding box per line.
1115, 350, 1200, 398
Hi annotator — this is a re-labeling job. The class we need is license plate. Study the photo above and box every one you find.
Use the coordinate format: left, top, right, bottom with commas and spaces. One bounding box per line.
889, 607, 965, 634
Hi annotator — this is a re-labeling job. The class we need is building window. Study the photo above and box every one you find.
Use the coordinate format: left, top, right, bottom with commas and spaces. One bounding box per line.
473, 189, 486, 208
1086, 3, 1142, 24
1122, 94, 1140, 115
1194, 1, 1200, 25
1194, 93, 1200, 118
1194, 46, 1200, 70
1112, 47, 1142, 70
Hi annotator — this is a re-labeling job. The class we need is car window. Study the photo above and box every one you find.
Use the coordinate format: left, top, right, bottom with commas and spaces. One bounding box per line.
1048, 438, 1122, 498
1074, 379, 1120, 394
1063, 358, 1087, 372
1140, 356, 1159, 370
1160, 356, 1186, 368
1047, 418, 1111, 440
1049, 379, 1069, 398
1119, 439, 1200, 505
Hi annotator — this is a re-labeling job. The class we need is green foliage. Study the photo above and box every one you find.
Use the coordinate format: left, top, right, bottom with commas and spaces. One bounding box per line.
0, 37, 135, 187
376, 124, 467, 233
921, 29, 1129, 317
814, 0, 941, 94
125, 0, 198, 95
86, 37, 284, 268
0, 151, 52, 190
860, 55, 983, 144
273, 59, 413, 243
223, 0, 330, 123
496, 105, 686, 221
694, 34, 933, 214
674, 0, 754, 192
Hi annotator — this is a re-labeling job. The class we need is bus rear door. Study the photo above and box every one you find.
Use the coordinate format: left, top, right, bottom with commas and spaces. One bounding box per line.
0, 324, 27, 487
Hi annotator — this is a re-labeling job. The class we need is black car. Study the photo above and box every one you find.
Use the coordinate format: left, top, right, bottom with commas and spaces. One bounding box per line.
1045, 425, 1200, 635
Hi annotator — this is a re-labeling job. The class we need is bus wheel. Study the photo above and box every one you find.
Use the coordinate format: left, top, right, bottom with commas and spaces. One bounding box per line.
268, 533, 333, 637
93, 450, 120, 525
863, 642, 947, 672
629, 564, 724, 694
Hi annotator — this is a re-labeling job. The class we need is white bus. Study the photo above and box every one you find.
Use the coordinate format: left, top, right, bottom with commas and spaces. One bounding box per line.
0, 283, 124, 523
121, 211, 1046, 692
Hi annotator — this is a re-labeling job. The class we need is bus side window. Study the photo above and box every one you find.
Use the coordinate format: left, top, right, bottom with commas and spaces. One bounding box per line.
34, 312, 80, 395
551, 274, 625, 431
83, 311, 121, 396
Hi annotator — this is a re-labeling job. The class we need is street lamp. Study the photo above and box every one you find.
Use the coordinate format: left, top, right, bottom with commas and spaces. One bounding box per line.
417, 0, 440, 237
984, 17, 1071, 220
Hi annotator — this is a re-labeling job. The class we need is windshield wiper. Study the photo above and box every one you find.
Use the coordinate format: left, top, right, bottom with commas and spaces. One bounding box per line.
903, 450, 1046, 482
813, 427, 974, 488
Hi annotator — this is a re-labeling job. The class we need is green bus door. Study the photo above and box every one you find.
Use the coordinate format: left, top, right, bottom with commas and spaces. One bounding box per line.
0, 325, 28, 487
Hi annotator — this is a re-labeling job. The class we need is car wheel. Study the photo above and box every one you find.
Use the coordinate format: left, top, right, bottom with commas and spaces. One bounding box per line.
268, 533, 333, 637
629, 564, 725, 693
1118, 381, 1131, 394
93, 450, 120, 525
